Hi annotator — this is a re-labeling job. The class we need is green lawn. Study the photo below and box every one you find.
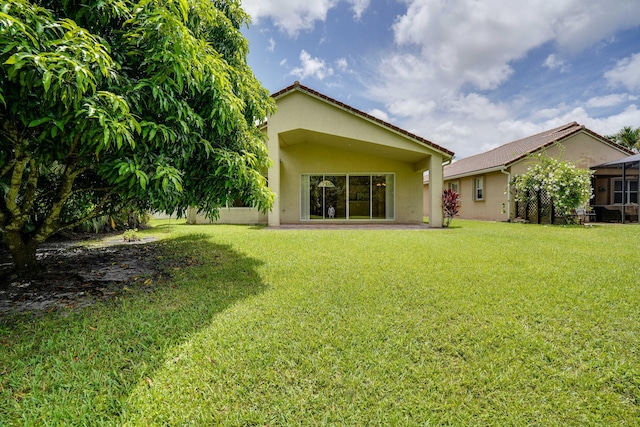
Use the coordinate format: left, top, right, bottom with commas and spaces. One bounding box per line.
1, 221, 639, 426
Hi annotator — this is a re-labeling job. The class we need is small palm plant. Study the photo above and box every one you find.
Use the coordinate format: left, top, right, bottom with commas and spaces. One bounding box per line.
442, 189, 461, 228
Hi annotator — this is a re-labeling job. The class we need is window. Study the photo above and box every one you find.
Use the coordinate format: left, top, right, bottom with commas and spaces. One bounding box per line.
473, 177, 484, 201
612, 178, 639, 205
301, 173, 395, 220
447, 180, 460, 193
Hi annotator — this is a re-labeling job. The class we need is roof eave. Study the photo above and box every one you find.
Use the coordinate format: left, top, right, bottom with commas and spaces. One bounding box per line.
272, 81, 455, 160
444, 165, 508, 181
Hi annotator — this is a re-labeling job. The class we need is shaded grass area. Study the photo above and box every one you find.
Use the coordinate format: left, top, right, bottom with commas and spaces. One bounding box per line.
2, 221, 640, 425
0, 227, 267, 425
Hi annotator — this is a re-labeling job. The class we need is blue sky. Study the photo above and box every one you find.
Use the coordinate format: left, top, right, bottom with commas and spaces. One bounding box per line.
242, 0, 640, 159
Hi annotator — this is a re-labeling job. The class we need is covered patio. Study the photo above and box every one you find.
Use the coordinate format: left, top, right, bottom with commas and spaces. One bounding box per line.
591, 154, 640, 223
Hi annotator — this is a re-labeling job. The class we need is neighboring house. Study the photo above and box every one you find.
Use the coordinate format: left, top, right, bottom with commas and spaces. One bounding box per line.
424, 122, 634, 222
591, 153, 640, 223
189, 81, 455, 227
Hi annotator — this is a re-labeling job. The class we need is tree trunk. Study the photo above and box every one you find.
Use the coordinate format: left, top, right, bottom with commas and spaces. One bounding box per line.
3, 230, 39, 278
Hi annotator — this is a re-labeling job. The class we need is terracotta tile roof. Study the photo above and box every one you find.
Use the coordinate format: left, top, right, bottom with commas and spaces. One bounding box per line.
443, 122, 633, 179
271, 81, 455, 158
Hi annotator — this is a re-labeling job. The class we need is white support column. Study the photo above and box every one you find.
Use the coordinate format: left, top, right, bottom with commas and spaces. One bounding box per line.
267, 132, 281, 227
428, 154, 444, 228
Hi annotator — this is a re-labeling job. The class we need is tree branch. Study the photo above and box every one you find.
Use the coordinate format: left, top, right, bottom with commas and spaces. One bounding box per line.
59, 190, 119, 231
71, 186, 116, 194
4, 157, 29, 229
0, 158, 17, 179
32, 160, 81, 244
20, 159, 39, 220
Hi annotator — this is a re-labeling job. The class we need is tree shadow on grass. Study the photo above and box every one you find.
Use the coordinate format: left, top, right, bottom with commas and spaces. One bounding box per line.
0, 233, 267, 425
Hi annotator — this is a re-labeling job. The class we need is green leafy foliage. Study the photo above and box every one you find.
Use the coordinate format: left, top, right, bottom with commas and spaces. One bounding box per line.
511, 153, 593, 220
0, 0, 275, 273
606, 125, 640, 153
122, 228, 139, 241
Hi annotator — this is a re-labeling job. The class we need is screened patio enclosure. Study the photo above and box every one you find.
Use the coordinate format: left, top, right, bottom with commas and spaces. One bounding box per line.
591, 153, 640, 223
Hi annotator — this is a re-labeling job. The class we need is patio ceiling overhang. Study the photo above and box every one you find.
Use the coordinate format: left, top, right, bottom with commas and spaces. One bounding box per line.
278, 128, 436, 172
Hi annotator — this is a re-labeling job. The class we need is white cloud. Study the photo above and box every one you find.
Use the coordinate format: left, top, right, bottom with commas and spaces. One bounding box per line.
290, 50, 334, 80
391, 0, 557, 90
247, 0, 640, 160
497, 120, 546, 143
365, 0, 640, 159
377, 0, 640, 95
543, 54, 570, 72
388, 99, 437, 118
368, 108, 391, 122
244, 0, 371, 37
553, 1, 640, 53
267, 38, 276, 52
349, 0, 370, 19
496, 105, 640, 153
579, 104, 640, 137
605, 52, 640, 91
586, 93, 637, 108
531, 107, 565, 121
243, 0, 338, 37
446, 93, 509, 121
336, 57, 349, 71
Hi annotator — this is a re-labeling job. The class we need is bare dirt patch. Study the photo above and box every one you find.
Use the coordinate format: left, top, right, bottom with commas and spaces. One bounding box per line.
0, 234, 169, 319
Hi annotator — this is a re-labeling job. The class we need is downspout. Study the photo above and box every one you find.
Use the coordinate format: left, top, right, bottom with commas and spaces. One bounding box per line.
501, 168, 511, 221
424, 158, 452, 186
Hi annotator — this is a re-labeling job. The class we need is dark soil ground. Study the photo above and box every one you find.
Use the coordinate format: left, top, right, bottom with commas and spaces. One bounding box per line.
0, 233, 170, 320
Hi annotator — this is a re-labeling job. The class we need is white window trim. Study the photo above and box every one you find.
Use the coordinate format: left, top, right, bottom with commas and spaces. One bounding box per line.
473, 176, 485, 201
611, 178, 639, 205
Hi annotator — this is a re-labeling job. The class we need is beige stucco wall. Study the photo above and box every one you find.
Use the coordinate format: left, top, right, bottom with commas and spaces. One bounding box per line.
268, 88, 448, 226
424, 132, 630, 222
186, 207, 267, 225
271, 91, 439, 154
424, 171, 510, 222
509, 133, 627, 176
457, 172, 510, 221
279, 142, 425, 223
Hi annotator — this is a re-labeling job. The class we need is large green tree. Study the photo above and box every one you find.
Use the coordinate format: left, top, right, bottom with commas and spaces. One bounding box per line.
0, 0, 275, 275
607, 126, 640, 152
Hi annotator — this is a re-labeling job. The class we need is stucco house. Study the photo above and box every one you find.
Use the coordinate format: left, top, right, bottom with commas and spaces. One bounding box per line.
189, 81, 454, 227
423, 122, 633, 222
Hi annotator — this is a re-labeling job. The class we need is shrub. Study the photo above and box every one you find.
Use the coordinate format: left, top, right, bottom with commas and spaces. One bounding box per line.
511, 154, 593, 222
122, 229, 141, 242
442, 189, 461, 227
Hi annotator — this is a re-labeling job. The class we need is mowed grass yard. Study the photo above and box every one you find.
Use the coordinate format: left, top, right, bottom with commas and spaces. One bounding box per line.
1, 220, 639, 426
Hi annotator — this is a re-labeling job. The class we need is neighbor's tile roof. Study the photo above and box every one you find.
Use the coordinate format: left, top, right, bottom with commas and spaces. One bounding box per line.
271, 81, 455, 158
443, 122, 631, 179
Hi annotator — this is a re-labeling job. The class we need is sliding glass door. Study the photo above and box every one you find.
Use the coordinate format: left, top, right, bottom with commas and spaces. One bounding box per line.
301, 174, 394, 221
372, 174, 394, 219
